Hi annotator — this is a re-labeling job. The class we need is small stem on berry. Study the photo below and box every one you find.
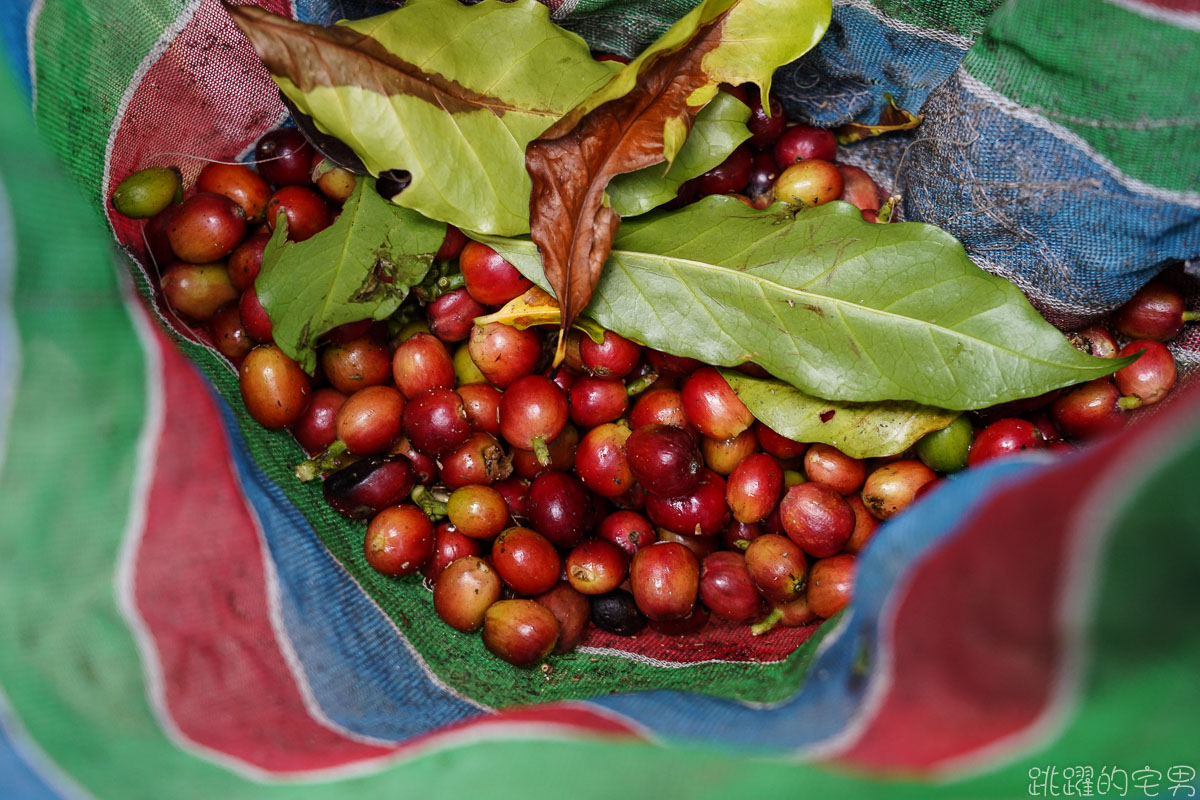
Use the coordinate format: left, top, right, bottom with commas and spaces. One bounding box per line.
1182, 311, 1200, 323
750, 608, 783, 636
1118, 395, 1143, 410
294, 440, 349, 482
625, 370, 660, 396
531, 435, 552, 467
410, 485, 448, 520
877, 195, 899, 224
733, 538, 751, 551
437, 272, 466, 293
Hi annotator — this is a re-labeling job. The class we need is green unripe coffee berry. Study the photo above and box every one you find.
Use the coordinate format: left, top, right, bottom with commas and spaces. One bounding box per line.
914, 414, 973, 473
110, 166, 182, 219
453, 341, 487, 385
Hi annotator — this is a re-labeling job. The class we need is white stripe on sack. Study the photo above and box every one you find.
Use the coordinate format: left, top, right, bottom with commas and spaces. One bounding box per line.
833, 0, 974, 50
25, 0, 46, 112
1103, 0, 1200, 32
958, 69, 1200, 209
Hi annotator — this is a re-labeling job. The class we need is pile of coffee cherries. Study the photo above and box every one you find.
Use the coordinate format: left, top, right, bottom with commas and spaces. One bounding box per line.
111, 117, 1188, 669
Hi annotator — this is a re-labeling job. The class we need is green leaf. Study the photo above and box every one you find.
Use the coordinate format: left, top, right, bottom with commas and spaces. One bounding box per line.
257, 179, 444, 373
227, 0, 619, 237
481, 198, 1127, 410
721, 371, 958, 459
606, 92, 751, 218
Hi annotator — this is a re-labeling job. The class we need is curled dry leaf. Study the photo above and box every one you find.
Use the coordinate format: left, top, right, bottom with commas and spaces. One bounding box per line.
524, 0, 832, 362
834, 93, 923, 145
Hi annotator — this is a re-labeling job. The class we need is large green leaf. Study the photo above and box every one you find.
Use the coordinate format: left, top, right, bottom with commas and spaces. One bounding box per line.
482, 198, 1126, 410
721, 371, 957, 459
524, 0, 831, 354
606, 91, 751, 218
227, 0, 619, 236
257, 179, 444, 373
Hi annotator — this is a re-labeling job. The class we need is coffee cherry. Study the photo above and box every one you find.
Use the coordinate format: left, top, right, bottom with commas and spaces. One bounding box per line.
580, 330, 642, 379
482, 600, 559, 667
363, 504, 434, 576
726, 452, 783, 523
744, 534, 807, 604
322, 454, 415, 520
335, 385, 405, 455
435, 225, 469, 261
433, 556, 501, 632
566, 538, 630, 595
290, 387, 345, 454
196, 162, 271, 223
681, 366, 755, 440
1114, 340, 1177, 408
255, 128, 316, 186
427, 287, 485, 342
685, 144, 753, 198
629, 541, 700, 621
238, 286, 273, 343
745, 151, 781, 209
645, 348, 702, 378
440, 432, 511, 490
700, 429, 758, 475
721, 520, 763, 550
493, 476, 531, 522
807, 554, 855, 618
167, 193, 246, 263
568, 376, 629, 427
843, 495, 879, 555
227, 233, 269, 292
321, 336, 391, 394
914, 415, 973, 473
774, 159, 843, 207
458, 382, 502, 435
534, 583, 590, 653
459, 241, 532, 305
861, 459, 936, 520
589, 590, 647, 636
835, 164, 884, 213
402, 387, 470, 457
266, 186, 332, 241
747, 93, 787, 148
629, 388, 691, 430
1112, 281, 1197, 341
491, 527, 560, 595
111, 166, 181, 219
392, 332, 455, 398
780, 482, 854, 558
469, 322, 541, 388
499, 375, 569, 459
644, 468, 729, 536
210, 301, 254, 360
699, 551, 762, 622
803, 443, 866, 495
574, 422, 634, 499
527, 471, 595, 548
649, 605, 710, 636
390, 436, 438, 485
774, 125, 837, 169
422, 523, 482, 582
239, 344, 311, 429
1068, 325, 1119, 358
598, 510, 655, 556
967, 418, 1042, 467
1050, 379, 1126, 440
161, 262, 239, 321
754, 421, 807, 460
447, 485, 509, 539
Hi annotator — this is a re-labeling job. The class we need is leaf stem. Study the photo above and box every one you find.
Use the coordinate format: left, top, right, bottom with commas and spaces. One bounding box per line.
625, 369, 660, 396
411, 485, 449, 520
294, 440, 350, 482
531, 435, 552, 467
750, 608, 783, 636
